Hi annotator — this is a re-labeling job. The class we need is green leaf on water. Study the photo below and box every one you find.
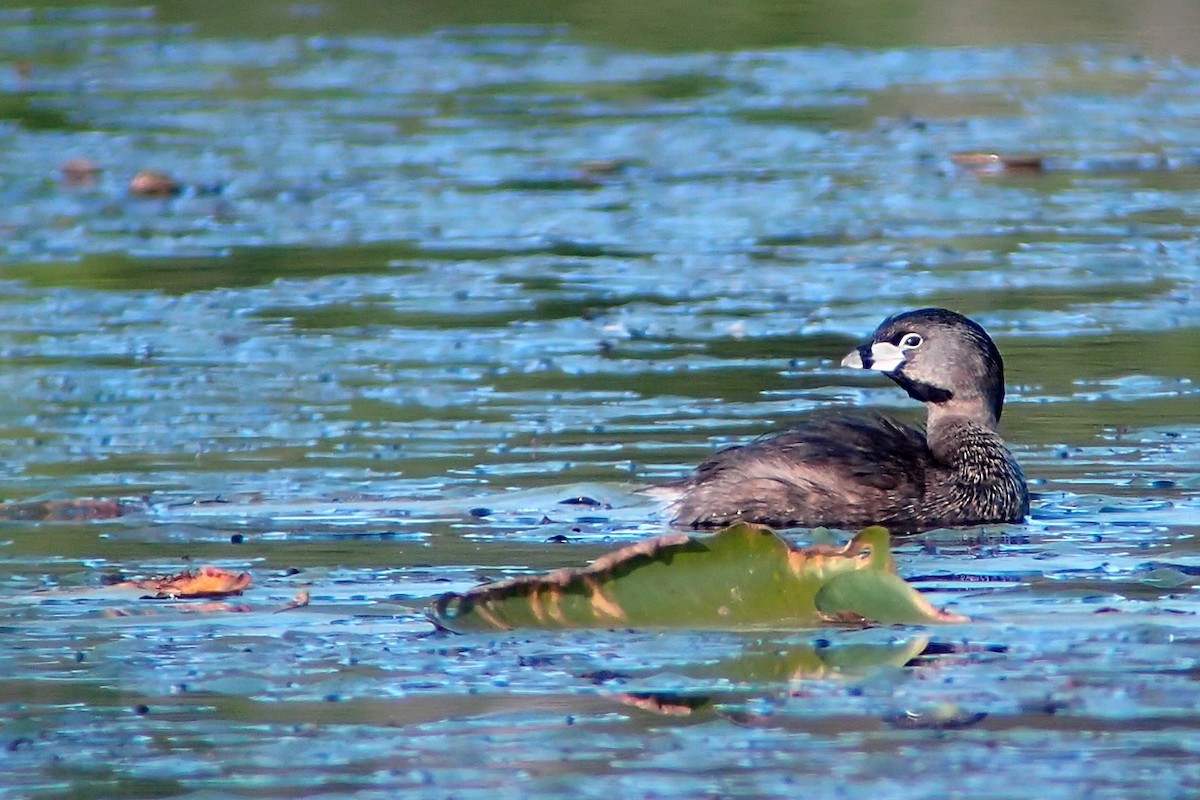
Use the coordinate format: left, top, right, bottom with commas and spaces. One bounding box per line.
428, 523, 966, 632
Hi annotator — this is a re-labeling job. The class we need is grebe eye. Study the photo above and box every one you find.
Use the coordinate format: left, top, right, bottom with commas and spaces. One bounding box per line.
900, 333, 923, 349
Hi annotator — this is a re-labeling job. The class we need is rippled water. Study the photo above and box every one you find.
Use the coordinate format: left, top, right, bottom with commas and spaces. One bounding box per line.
1, 5, 1199, 799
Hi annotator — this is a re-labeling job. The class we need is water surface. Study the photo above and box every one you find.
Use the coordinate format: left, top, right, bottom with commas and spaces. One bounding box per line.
1, 4, 1199, 799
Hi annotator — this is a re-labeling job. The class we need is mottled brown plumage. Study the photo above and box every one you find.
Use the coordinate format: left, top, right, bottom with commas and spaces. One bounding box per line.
668, 308, 1029, 533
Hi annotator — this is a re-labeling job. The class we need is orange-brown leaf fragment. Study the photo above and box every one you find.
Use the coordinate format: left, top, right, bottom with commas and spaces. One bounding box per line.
130, 170, 182, 197
950, 151, 1045, 175
120, 566, 252, 599
611, 693, 703, 717
62, 157, 101, 186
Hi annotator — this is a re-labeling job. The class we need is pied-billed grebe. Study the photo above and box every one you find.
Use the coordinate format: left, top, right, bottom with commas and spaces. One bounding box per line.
668, 308, 1029, 533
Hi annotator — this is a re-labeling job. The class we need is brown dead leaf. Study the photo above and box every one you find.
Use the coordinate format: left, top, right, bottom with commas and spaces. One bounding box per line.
0, 498, 134, 522
120, 566, 252, 599
62, 157, 101, 186
130, 170, 182, 197
578, 159, 628, 178
611, 693, 704, 717
950, 151, 1045, 175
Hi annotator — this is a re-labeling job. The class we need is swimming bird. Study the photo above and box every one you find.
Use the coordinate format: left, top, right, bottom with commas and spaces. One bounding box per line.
667, 308, 1028, 533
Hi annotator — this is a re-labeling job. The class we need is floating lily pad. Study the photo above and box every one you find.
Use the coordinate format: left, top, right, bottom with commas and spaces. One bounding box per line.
429, 523, 966, 632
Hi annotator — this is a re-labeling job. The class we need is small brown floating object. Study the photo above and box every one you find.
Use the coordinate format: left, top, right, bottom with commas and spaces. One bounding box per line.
950, 152, 1045, 175
578, 159, 628, 178
130, 170, 182, 197
61, 157, 101, 186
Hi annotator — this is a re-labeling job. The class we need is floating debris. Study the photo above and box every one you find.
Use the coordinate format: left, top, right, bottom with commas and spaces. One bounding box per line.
129, 169, 182, 197
951, 151, 1045, 174
61, 157, 101, 186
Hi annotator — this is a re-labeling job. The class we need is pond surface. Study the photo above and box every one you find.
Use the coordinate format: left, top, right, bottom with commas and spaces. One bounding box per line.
1, 3, 1200, 799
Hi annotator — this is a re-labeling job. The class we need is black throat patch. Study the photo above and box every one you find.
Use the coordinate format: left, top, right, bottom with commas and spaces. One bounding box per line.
889, 374, 954, 405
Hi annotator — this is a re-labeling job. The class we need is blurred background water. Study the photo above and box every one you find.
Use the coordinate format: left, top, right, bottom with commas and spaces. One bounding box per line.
1, 2, 1199, 798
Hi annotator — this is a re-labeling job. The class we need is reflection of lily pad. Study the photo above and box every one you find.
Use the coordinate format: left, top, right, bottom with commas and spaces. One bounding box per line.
611, 636, 931, 718
686, 635, 930, 685
428, 523, 966, 632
